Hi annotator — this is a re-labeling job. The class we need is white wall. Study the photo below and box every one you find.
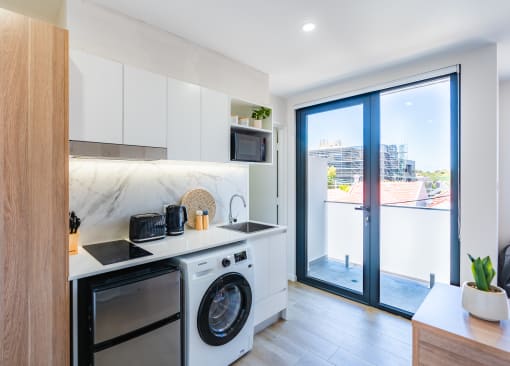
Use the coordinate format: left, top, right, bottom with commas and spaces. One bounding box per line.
500, 80, 510, 252
66, 0, 269, 105
249, 162, 278, 225
380, 207, 450, 283
307, 156, 327, 262
325, 203, 364, 266
323, 204, 450, 283
270, 94, 288, 125
286, 44, 499, 284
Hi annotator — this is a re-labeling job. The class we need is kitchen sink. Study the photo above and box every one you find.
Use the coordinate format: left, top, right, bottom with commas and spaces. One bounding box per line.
218, 221, 276, 233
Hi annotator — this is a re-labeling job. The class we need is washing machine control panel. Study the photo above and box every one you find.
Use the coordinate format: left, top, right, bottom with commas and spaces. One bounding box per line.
234, 250, 247, 263
219, 250, 248, 268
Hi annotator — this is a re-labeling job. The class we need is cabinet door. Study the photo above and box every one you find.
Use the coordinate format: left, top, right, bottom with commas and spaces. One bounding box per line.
200, 88, 229, 163
124, 65, 167, 147
69, 50, 123, 143
250, 237, 270, 303
167, 78, 201, 161
268, 233, 288, 295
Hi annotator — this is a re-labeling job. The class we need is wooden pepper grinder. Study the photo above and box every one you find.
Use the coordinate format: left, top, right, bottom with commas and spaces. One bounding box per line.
195, 210, 203, 230
202, 209, 209, 230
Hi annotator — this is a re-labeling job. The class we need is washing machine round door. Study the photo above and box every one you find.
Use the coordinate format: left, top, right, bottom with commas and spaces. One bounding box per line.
197, 272, 252, 346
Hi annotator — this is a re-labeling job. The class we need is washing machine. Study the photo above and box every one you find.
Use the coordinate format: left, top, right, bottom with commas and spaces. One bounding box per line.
172, 242, 254, 366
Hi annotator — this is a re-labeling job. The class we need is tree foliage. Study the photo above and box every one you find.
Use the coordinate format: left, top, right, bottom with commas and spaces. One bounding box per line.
416, 169, 450, 189
327, 166, 336, 188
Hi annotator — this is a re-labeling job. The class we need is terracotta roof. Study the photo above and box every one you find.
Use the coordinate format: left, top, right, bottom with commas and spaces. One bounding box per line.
327, 181, 430, 207
427, 190, 451, 209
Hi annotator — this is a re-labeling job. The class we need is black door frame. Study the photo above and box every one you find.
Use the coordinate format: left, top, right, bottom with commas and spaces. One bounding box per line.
296, 94, 372, 305
296, 73, 460, 318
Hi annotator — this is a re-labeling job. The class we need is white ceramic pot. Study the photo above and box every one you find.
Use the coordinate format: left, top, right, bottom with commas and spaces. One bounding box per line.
461, 281, 509, 321
252, 119, 262, 129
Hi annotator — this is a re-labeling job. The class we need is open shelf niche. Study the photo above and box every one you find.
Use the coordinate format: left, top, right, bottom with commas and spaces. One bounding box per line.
230, 98, 273, 164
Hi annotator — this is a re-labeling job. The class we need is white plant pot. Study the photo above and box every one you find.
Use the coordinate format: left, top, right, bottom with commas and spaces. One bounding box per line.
252, 119, 262, 129
461, 281, 509, 321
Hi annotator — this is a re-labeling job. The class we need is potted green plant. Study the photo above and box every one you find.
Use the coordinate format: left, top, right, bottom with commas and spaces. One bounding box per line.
461, 254, 509, 321
251, 106, 271, 129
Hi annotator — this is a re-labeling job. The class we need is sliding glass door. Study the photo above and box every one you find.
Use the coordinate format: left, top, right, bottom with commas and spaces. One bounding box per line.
296, 74, 459, 316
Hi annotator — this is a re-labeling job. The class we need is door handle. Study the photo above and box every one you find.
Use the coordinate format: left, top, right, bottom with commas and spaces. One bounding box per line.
354, 206, 370, 212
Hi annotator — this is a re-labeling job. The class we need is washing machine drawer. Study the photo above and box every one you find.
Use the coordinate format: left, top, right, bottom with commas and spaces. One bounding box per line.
93, 269, 180, 344
94, 320, 181, 366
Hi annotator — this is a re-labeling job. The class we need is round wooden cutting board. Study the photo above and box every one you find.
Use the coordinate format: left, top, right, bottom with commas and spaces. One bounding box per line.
181, 188, 216, 228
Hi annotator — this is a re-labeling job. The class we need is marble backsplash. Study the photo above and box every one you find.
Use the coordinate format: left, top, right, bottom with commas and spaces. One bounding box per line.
70, 159, 249, 244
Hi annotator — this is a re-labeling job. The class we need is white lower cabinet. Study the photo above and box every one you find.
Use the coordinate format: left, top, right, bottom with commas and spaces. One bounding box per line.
249, 232, 287, 326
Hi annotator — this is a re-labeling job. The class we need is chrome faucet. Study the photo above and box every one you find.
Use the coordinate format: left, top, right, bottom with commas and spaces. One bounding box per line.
229, 194, 246, 224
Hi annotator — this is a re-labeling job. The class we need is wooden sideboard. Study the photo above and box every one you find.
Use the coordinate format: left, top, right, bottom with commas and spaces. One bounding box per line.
412, 284, 510, 366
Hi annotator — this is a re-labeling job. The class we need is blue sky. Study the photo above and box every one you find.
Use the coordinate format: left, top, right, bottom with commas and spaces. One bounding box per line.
307, 78, 451, 171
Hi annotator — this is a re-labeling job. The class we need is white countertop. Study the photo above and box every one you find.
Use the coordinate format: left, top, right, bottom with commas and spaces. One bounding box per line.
69, 223, 286, 280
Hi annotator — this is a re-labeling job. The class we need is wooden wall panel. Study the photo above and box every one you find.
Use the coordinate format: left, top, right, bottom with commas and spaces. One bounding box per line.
0, 8, 69, 366
0, 10, 30, 366
28, 18, 69, 366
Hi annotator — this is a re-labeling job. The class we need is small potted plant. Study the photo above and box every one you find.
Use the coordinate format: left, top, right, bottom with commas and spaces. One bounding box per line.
461, 254, 509, 321
251, 106, 271, 129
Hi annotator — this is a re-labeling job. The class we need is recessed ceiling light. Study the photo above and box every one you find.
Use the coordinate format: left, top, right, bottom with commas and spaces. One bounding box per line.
302, 23, 316, 32
405, 101, 413, 107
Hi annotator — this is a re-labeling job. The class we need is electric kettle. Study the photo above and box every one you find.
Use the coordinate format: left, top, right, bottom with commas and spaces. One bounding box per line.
165, 205, 188, 236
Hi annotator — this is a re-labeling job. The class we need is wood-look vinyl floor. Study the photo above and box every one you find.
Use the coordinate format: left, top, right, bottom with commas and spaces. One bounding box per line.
234, 282, 412, 366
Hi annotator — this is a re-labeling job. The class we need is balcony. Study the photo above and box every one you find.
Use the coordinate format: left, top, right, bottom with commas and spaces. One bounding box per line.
307, 201, 450, 314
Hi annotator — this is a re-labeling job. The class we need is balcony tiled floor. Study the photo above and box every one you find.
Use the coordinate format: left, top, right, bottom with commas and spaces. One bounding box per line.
308, 257, 431, 313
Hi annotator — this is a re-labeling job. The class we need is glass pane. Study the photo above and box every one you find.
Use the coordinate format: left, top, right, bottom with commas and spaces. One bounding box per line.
306, 104, 365, 294
209, 284, 242, 335
379, 78, 451, 313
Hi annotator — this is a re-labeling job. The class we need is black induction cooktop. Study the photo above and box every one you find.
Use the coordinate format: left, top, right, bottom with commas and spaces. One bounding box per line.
83, 240, 153, 265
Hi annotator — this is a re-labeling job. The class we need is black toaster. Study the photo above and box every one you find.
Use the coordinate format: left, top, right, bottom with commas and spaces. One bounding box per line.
129, 213, 166, 243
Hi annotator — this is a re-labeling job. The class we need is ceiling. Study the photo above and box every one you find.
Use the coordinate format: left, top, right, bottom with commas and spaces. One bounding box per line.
91, 0, 510, 96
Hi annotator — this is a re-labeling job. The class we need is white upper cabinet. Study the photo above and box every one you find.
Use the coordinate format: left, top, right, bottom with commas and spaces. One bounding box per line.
70, 49, 236, 163
167, 78, 201, 161
69, 50, 123, 144
200, 88, 230, 163
123, 65, 167, 148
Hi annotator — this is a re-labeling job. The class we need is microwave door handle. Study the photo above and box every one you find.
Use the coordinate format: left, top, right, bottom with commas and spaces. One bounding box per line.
261, 137, 266, 162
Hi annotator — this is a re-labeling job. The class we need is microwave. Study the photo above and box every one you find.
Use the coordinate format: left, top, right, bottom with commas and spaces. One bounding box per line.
231, 131, 266, 162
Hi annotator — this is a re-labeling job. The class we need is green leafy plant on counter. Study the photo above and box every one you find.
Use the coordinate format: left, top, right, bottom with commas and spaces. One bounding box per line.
467, 254, 496, 292
251, 106, 272, 120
